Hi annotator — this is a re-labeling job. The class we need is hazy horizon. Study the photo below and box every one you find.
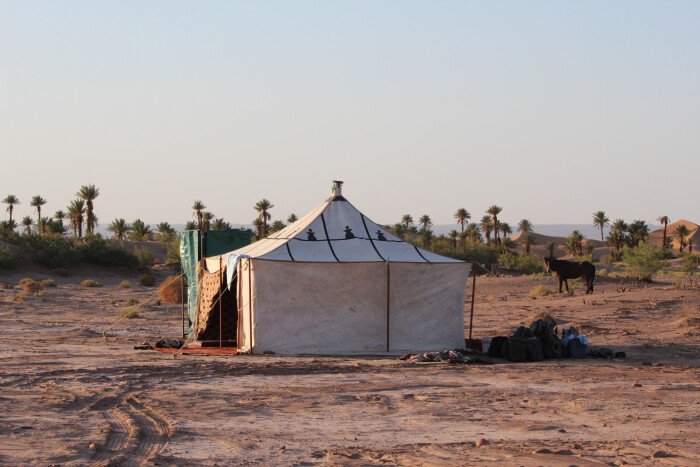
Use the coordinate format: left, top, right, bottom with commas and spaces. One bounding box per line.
2, 1, 698, 226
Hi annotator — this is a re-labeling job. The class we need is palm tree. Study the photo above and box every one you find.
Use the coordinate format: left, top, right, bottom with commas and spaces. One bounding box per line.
606, 230, 626, 258
108, 218, 131, 240
486, 205, 502, 244
458, 230, 468, 248
67, 199, 85, 238
480, 216, 493, 243
36, 217, 50, 234
627, 220, 649, 247
401, 214, 414, 229
21, 216, 33, 235
287, 213, 298, 224
545, 241, 556, 258
54, 210, 66, 224
130, 219, 153, 241
418, 214, 432, 231
2, 195, 20, 222
76, 184, 99, 235
211, 218, 231, 231
673, 224, 690, 253
254, 199, 274, 237
156, 222, 175, 235
448, 229, 459, 249
192, 201, 206, 231
657, 216, 670, 249
1, 219, 18, 233
184, 220, 197, 231
689, 238, 694, 254
592, 211, 609, 242
201, 212, 214, 231
30, 195, 47, 225
466, 223, 481, 244
252, 218, 264, 239
499, 222, 512, 240
611, 219, 628, 234
454, 208, 470, 232
517, 219, 533, 234
270, 220, 286, 233
564, 230, 585, 257
521, 233, 536, 254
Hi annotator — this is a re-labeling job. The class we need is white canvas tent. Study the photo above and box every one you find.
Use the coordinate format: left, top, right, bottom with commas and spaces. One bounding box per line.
205, 182, 471, 355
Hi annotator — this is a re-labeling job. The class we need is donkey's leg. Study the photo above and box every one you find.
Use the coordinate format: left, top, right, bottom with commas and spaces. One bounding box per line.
564, 279, 570, 293
559, 278, 563, 293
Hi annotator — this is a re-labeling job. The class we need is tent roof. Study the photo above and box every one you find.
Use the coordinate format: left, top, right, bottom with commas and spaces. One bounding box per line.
214, 184, 461, 264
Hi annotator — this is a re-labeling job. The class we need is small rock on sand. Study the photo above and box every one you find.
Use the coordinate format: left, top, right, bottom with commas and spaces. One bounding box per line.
533, 448, 552, 454
652, 450, 675, 458
476, 438, 489, 447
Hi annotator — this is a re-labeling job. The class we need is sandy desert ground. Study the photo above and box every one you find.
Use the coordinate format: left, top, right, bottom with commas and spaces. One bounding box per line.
1, 266, 699, 466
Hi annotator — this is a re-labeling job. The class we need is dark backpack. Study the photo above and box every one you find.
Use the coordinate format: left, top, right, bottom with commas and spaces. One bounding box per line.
503, 337, 544, 362
541, 331, 562, 359
513, 326, 534, 338
530, 317, 557, 337
487, 336, 509, 358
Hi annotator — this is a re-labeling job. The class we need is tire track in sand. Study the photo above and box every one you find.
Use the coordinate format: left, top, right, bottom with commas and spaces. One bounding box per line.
90, 392, 171, 466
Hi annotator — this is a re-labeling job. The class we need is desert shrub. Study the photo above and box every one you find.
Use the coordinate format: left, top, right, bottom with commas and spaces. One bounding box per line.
133, 248, 155, 268
21, 234, 79, 268
139, 274, 156, 287
2, 234, 141, 269
681, 255, 700, 275
597, 268, 608, 277
165, 238, 181, 265
117, 280, 131, 289
121, 307, 140, 319
79, 238, 139, 269
40, 278, 57, 287
80, 279, 102, 288
498, 252, 544, 275
19, 278, 42, 293
0, 247, 16, 269
157, 275, 184, 304
622, 242, 664, 281
529, 285, 552, 299
35, 290, 46, 301
429, 242, 499, 271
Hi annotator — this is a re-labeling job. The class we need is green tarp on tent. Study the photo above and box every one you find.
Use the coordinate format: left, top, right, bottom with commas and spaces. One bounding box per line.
180, 228, 252, 336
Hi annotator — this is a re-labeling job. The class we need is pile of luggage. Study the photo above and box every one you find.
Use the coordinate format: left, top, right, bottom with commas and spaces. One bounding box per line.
486, 316, 624, 362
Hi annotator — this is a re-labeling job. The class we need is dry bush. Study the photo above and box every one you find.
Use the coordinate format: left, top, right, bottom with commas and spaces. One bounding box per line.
121, 307, 140, 319
19, 278, 42, 293
157, 275, 184, 304
529, 285, 552, 299
80, 279, 102, 288
116, 280, 131, 289
41, 279, 57, 287
139, 274, 156, 287
35, 290, 46, 301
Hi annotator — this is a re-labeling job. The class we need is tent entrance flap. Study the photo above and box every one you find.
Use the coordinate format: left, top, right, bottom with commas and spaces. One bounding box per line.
195, 264, 238, 343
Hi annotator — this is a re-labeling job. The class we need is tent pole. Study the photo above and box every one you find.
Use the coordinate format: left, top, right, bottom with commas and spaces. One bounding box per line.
181, 259, 186, 339
468, 263, 477, 341
219, 255, 223, 348
248, 259, 253, 354
386, 261, 390, 352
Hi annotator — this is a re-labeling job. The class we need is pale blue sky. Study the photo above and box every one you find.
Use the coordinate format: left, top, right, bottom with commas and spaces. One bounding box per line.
1, 1, 698, 228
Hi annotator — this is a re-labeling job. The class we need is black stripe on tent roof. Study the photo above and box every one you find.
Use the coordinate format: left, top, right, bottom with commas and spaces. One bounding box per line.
320, 213, 340, 262
360, 214, 385, 261
285, 242, 295, 261
413, 245, 430, 262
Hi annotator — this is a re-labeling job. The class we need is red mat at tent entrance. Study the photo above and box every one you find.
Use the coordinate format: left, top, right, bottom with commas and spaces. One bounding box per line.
154, 347, 239, 356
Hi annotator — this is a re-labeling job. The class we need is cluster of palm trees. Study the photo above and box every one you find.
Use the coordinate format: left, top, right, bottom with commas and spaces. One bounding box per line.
188, 198, 297, 240
389, 205, 539, 254
1, 185, 100, 238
